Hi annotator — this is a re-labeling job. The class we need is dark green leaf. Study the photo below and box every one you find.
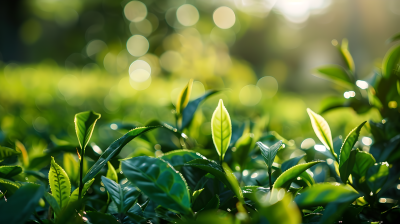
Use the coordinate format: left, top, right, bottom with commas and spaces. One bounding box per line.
74, 111, 101, 153
0, 146, 20, 161
0, 165, 22, 179
0, 178, 21, 195
185, 158, 229, 187
211, 99, 232, 162
121, 156, 191, 215
257, 140, 283, 175
44, 192, 61, 215
69, 178, 94, 205
382, 44, 400, 78
273, 161, 321, 190
201, 194, 219, 211
160, 149, 205, 170
339, 149, 358, 183
49, 157, 71, 208
366, 162, 389, 193
281, 154, 305, 172
352, 151, 375, 178
85, 211, 120, 224
83, 126, 158, 183
222, 163, 244, 204
320, 201, 353, 224
0, 183, 45, 223
314, 65, 353, 88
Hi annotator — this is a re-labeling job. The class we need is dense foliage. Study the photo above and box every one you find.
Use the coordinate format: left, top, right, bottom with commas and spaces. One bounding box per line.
0, 35, 400, 224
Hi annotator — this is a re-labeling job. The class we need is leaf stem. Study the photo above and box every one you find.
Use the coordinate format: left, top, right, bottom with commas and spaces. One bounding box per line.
78, 151, 84, 200
268, 169, 272, 190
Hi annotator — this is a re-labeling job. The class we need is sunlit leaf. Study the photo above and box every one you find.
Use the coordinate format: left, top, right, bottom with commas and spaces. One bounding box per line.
74, 111, 101, 154
366, 162, 389, 193
222, 163, 244, 204
49, 157, 71, 208
339, 149, 358, 183
0, 178, 21, 195
15, 140, 29, 167
106, 162, 118, 183
211, 99, 232, 163
339, 39, 355, 73
160, 149, 206, 169
0, 165, 22, 179
314, 65, 353, 88
83, 126, 158, 183
233, 133, 253, 171
63, 153, 79, 182
273, 161, 321, 190
0, 183, 45, 223
44, 192, 61, 215
176, 79, 193, 117
0, 146, 20, 161
307, 108, 336, 159
192, 188, 204, 203
257, 141, 283, 182
339, 121, 366, 172
69, 178, 94, 205
121, 156, 192, 215
382, 44, 400, 78
281, 154, 305, 172
352, 151, 375, 178
258, 191, 302, 224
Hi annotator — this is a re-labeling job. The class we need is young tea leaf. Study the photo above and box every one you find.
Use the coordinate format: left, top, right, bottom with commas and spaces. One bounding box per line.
74, 111, 101, 154
0, 146, 20, 161
49, 157, 71, 208
352, 151, 375, 178
211, 99, 232, 163
44, 192, 61, 215
257, 141, 283, 182
106, 162, 118, 183
339, 39, 356, 73
176, 79, 193, 117
273, 161, 321, 190
314, 65, 353, 88
69, 178, 94, 205
382, 44, 400, 78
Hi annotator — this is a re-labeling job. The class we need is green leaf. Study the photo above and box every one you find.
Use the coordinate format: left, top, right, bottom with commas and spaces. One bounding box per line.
185, 158, 229, 187
176, 79, 193, 116
299, 170, 316, 187
242, 186, 270, 204
192, 188, 204, 203
257, 140, 282, 176
387, 32, 400, 43
258, 191, 302, 224
339, 121, 366, 183
314, 65, 353, 88
273, 161, 321, 190
0, 146, 20, 161
233, 133, 253, 170
44, 192, 61, 215
181, 90, 219, 130
85, 211, 120, 224
307, 108, 336, 159
69, 178, 94, 205
0, 165, 23, 179
320, 201, 353, 224
83, 126, 158, 183
382, 44, 400, 78
222, 163, 244, 204
352, 151, 376, 178
74, 111, 101, 154
0, 183, 45, 223
0, 178, 21, 195
294, 183, 359, 208
49, 157, 71, 208
211, 99, 232, 162
101, 176, 141, 214
201, 194, 219, 211
339, 39, 356, 73
160, 149, 206, 170
63, 153, 79, 182
106, 162, 118, 183
121, 156, 191, 215
281, 155, 305, 172
366, 162, 389, 193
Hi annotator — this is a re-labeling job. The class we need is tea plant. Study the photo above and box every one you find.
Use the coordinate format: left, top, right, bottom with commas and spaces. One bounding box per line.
0, 36, 400, 223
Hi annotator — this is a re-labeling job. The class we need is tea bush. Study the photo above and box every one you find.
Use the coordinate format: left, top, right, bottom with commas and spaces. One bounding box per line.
0, 35, 400, 224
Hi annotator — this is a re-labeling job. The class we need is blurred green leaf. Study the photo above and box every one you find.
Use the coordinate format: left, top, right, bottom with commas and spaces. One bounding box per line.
74, 111, 101, 154
222, 162, 244, 204
85, 211, 120, 224
382, 44, 400, 78
49, 156, 71, 208
233, 133, 253, 171
192, 188, 204, 203
0, 165, 22, 179
83, 126, 158, 183
121, 156, 191, 215
69, 178, 94, 205
200, 194, 219, 212
258, 191, 302, 224
366, 162, 389, 193
0, 146, 20, 161
339, 39, 356, 73
106, 162, 118, 183
273, 161, 321, 190
294, 183, 359, 208
281, 154, 305, 172
0, 178, 21, 195
44, 192, 61, 215
314, 65, 353, 88
176, 79, 193, 117
387, 32, 400, 43
320, 201, 353, 224
211, 99, 232, 163
352, 151, 376, 178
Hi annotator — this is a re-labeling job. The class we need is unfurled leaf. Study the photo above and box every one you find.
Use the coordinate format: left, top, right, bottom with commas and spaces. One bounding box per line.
339, 121, 366, 183
121, 156, 191, 215
257, 141, 283, 176
74, 111, 101, 154
49, 157, 71, 208
222, 163, 244, 204
106, 162, 118, 183
176, 79, 193, 116
44, 192, 61, 215
0, 183, 45, 223
339, 39, 355, 73
382, 44, 400, 78
352, 151, 375, 178
83, 126, 158, 183
69, 178, 94, 205
211, 99, 232, 163
273, 161, 321, 190
307, 108, 336, 159
101, 176, 140, 214
314, 65, 353, 88
294, 183, 359, 208
366, 162, 389, 193
0, 146, 20, 161
0, 165, 22, 179
281, 155, 305, 172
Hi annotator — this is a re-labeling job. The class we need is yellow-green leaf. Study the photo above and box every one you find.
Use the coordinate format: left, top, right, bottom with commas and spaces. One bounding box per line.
49, 157, 71, 208
69, 178, 95, 205
176, 79, 193, 116
211, 99, 232, 162
106, 162, 118, 183
382, 43, 400, 78
273, 161, 321, 190
339, 38, 355, 73
63, 153, 79, 182
74, 111, 101, 154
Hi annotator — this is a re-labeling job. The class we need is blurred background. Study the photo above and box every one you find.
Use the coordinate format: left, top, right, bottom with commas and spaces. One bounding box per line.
0, 0, 399, 153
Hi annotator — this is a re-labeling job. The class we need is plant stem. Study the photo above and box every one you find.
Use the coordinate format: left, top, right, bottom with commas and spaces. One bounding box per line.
268, 169, 272, 189
78, 152, 84, 200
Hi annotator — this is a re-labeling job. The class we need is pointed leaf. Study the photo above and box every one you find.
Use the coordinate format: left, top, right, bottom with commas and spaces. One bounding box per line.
74, 111, 101, 153
339, 149, 358, 183
160, 149, 206, 169
176, 79, 193, 116
69, 178, 94, 205
352, 151, 375, 178
0, 183, 45, 224
121, 156, 191, 215
314, 65, 353, 88
0, 165, 23, 179
106, 162, 118, 183
101, 176, 140, 214
366, 162, 389, 193
211, 99, 232, 162
294, 183, 359, 208
339, 39, 355, 73
273, 161, 321, 190
0, 146, 20, 161
83, 126, 158, 183
281, 155, 305, 172
307, 108, 336, 158
222, 163, 244, 204
49, 157, 71, 208
44, 192, 61, 215
201, 194, 219, 211
382, 43, 400, 78
257, 141, 283, 174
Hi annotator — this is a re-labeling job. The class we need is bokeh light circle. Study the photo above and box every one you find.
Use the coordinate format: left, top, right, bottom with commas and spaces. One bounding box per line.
126, 35, 149, 57
129, 68, 151, 83
257, 76, 278, 98
213, 6, 236, 29
159, 51, 183, 72
177, 4, 200, 26
239, 85, 262, 106
129, 60, 151, 74
124, 1, 147, 22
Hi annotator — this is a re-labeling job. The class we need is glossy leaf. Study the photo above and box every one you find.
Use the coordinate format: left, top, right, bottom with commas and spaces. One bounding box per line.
314, 65, 353, 88
121, 156, 191, 215
366, 162, 389, 193
281, 154, 305, 172
181, 90, 219, 130
106, 162, 118, 183
339, 149, 358, 183
69, 178, 94, 205
0, 165, 22, 179
211, 99, 232, 162
185, 158, 229, 187
160, 149, 206, 169
49, 157, 71, 208
222, 162, 244, 204
257, 141, 283, 175
382, 43, 400, 78
352, 151, 375, 178
176, 79, 193, 116
258, 191, 302, 224
0, 146, 20, 161
83, 126, 158, 183
44, 192, 61, 215
74, 111, 101, 153
273, 161, 321, 190
294, 183, 359, 208
307, 108, 336, 159
101, 176, 140, 214
85, 211, 120, 224
0, 183, 45, 223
